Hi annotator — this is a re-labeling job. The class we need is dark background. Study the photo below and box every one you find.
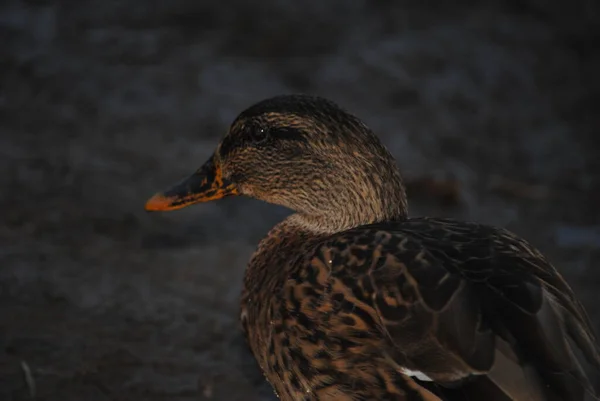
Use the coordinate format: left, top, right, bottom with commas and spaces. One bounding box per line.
1, 1, 599, 400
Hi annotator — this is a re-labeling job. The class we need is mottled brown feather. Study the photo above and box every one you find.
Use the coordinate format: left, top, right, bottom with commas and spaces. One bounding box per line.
241, 215, 599, 400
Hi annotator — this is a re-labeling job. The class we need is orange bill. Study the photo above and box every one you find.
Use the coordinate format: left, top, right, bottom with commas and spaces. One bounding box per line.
145, 155, 238, 211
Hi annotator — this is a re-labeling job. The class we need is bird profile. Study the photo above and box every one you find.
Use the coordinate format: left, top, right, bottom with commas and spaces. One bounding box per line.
145, 94, 599, 401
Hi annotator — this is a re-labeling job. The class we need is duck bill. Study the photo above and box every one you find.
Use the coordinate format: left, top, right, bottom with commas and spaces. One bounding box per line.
145, 156, 238, 211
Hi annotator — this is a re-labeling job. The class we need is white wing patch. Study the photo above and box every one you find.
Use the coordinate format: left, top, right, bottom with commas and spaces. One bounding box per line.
400, 367, 433, 382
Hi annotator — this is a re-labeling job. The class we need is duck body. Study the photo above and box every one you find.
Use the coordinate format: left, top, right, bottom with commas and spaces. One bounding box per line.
241, 215, 598, 401
145, 94, 599, 401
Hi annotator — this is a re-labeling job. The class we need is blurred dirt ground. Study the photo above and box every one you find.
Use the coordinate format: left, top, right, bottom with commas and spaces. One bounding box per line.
1, 1, 599, 400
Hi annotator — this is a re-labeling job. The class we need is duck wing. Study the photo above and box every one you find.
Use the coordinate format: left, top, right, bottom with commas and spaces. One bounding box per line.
290, 217, 599, 401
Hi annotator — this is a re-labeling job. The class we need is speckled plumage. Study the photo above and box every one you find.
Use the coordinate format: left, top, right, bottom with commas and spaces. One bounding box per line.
146, 95, 600, 401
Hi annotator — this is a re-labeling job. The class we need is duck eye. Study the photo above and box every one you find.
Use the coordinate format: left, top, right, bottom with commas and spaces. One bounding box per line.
248, 126, 269, 145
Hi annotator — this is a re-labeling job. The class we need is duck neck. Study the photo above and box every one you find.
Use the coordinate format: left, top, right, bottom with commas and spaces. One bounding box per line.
291, 168, 408, 235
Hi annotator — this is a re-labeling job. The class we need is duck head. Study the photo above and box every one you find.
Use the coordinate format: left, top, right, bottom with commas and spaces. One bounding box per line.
145, 95, 407, 232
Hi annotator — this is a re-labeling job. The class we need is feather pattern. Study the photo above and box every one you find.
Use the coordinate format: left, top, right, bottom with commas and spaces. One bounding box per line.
241, 217, 599, 400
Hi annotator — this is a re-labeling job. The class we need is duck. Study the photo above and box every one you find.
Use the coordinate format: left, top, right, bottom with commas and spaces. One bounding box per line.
145, 94, 600, 401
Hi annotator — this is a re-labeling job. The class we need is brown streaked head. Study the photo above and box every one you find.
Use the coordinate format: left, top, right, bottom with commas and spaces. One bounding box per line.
145, 94, 407, 231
